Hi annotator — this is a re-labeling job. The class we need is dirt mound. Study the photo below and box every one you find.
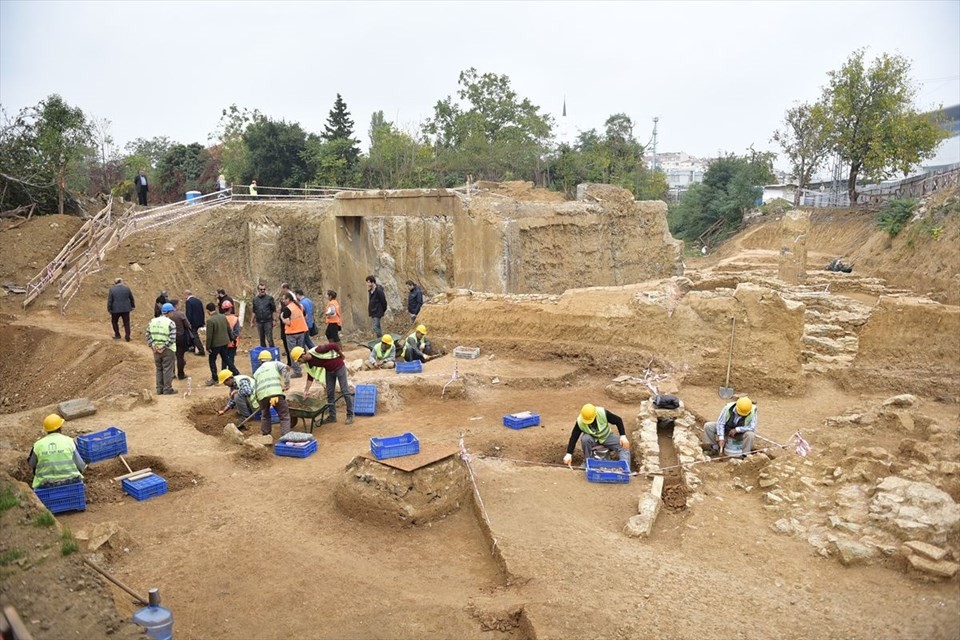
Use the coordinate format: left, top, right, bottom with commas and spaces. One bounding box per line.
187, 398, 235, 437
83, 455, 203, 504
334, 454, 470, 526
0, 214, 83, 287
475, 180, 568, 202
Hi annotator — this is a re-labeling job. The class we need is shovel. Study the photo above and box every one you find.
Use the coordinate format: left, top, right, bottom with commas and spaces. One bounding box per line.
719, 318, 736, 399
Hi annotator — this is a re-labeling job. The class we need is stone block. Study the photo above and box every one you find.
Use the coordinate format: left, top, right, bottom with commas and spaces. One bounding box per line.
903, 540, 948, 561
882, 394, 918, 409
624, 494, 662, 538
604, 382, 653, 404
223, 423, 245, 445
248, 435, 274, 447
908, 554, 959, 578
650, 476, 664, 499
57, 397, 96, 421
833, 538, 876, 566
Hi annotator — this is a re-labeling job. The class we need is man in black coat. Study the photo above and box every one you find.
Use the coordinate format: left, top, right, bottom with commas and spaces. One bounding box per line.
107, 277, 135, 341
252, 283, 277, 347
216, 288, 235, 314
406, 280, 423, 324
134, 169, 149, 206
366, 275, 387, 339
184, 290, 206, 356
154, 290, 168, 318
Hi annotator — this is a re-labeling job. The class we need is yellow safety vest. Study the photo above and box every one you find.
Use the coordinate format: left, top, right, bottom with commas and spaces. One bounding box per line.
304, 348, 336, 383
148, 316, 176, 352
577, 407, 611, 443
401, 332, 425, 359
32, 433, 82, 488
373, 342, 395, 361
253, 361, 284, 402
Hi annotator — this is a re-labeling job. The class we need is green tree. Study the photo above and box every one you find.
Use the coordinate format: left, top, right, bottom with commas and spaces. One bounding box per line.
157, 143, 209, 201
245, 117, 310, 188
318, 93, 360, 182
362, 111, 433, 188
822, 50, 948, 202
32, 95, 93, 214
771, 101, 832, 204
210, 104, 262, 183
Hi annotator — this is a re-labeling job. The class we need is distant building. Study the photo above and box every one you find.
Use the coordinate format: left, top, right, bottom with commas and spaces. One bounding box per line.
646, 152, 710, 200
923, 104, 960, 169
762, 184, 798, 204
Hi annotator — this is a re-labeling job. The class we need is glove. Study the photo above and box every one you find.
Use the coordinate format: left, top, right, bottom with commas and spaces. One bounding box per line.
270, 397, 279, 407
619, 435, 630, 449
562, 453, 573, 467
726, 428, 738, 439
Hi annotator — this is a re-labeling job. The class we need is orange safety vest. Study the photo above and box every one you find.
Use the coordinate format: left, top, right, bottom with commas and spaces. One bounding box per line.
226, 314, 239, 348
285, 302, 309, 334
325, 299, 341, 325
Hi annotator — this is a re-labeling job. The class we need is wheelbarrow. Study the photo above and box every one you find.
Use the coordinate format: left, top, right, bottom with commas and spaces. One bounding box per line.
286, 391, 351, 434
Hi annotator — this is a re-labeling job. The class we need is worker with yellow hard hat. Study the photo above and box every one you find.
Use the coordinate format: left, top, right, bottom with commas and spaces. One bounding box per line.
401, 324, 439, 363
252, 350, 293, 438
28, 414, 86, 489
703, 396, 758, 458
362, 334, 397, 370
292, 342, 355, 425
562, 404, 631, 468
216, 369, 259, 426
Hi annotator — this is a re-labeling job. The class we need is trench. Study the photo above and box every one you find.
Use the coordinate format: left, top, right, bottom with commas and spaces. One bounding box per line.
657, 418, 689, 511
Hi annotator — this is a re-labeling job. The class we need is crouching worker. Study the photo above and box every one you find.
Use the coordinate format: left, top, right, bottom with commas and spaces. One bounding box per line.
401, 324, 439, 363
217, 369, 258, 426
252, 350, 292, 438
28, 414, 86, 488
562, 404, 631, 468
292, 344, 355, 426
703, 396, 757, 458
363, 334, 396, 370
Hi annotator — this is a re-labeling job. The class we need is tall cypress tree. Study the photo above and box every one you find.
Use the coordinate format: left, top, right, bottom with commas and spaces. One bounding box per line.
322, 94, 360, 168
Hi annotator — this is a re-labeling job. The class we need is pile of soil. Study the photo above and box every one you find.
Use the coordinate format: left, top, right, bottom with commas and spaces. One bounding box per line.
0, 214, 83, 286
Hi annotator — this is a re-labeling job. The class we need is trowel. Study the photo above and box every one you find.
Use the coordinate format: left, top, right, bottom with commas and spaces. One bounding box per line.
719, 318, 736, 399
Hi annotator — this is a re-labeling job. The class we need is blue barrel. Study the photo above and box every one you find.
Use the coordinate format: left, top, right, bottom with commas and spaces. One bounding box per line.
131, 589, 173, 640
185, 190, 202, 205
250, 347, 281, 373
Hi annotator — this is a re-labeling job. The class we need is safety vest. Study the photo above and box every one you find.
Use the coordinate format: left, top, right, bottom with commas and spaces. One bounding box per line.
285, 302, 308, 334
325, 299, 341, 325
373, 342, 395, 361
234, 374, 259, 409
226, 314, 239, 348
148, 316, 176, 352
250, 184, 258, 196
577, 407, 611, 443
303, 347, 336, 382
253, 361, 284, 402
402, 332, 425, 359
32, 433, 82, 488
721, 403, 757, 438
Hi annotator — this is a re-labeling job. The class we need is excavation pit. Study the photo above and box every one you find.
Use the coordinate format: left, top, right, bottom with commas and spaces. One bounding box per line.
334, 451, 471, 527
657, 418, 689, 511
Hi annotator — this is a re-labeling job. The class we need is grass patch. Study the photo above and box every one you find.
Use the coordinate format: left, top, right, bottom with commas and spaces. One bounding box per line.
60, 526, 79, 556
0, 549, 25, 566
32, 511, 56, 527
0, 484, 20, 512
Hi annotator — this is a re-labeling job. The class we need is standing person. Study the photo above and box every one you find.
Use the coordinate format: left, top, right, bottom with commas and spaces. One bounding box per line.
292, 344, 355, 425
204, 302, 234, 385
184, 290, 206, 356
222, 300, 241, 375
280, 291, 308, 378
249, 180, 258, 197
703, 397, 757, 458
134, 168, 149, 206
28, 415, 86, 489
405, 280, 423, 324
153, 290, 168, 318
166, 298, 193, 381
366, 275, 387, 339
323, 289, 342, 348
278, 282, 292, 365
562, 404, 631, 468
295, 288, 317, 349
107, 277, 135, 342
216, 174, 228, 198
252, 283, 277, 348
216, 288, 235, 314
147, 303, 177, 395
252, 351, 292, 438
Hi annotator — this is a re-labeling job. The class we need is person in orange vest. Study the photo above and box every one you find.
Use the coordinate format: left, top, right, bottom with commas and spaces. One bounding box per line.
323, 289, 342, 348
280, 291, 308, 378
222, 300, 242, 376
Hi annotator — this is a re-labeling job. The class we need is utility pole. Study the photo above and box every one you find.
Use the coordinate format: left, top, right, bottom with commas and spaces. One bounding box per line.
651, 117, 659, 174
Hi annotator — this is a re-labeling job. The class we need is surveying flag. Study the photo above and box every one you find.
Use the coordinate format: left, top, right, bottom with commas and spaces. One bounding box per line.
793, 431, 812, 457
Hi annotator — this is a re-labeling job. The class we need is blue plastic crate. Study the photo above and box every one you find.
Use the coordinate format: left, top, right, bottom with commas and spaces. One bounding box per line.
370, 433, 420, 460
585, 458, 631, 484
76, 427, 127, 464
503, 412, 540, 429
354, 385, 378, 416
274, 439, 317, 458
250, 347, 281, 373
122, 474, 168, 501
251, 406, 280, 423
395, 360, 422, 374
34, 481, 86, 514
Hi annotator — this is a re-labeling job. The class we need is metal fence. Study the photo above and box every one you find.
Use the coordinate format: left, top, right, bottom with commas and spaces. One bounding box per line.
799, 164, 960, 208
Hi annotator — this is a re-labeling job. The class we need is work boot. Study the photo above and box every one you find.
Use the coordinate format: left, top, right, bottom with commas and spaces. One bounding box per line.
112, 335, 121, 340
205, 379, 218, 386
161, 389, 177, 395
322, 415, 338, 425
345, 415, 354, 425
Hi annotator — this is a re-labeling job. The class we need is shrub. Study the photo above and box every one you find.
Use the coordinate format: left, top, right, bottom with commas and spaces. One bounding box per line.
876, 198, 917, 237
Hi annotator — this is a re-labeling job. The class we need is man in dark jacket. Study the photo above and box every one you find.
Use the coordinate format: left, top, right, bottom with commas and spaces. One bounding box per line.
167, 298, 193, 380
366, 275, 387, 339
216, 288, 235, 314
184, 290, 205, 355
406, 280, 423, 323
107, 277, 135, 341
134, 168, 148, 206
204, 302, 235, 385
153, 290, 168, 318
252, 283, 277, 348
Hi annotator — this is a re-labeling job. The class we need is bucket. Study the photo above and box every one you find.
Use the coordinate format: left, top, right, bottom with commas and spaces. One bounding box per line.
250, 346, 281, 373
185, 190, 202, 205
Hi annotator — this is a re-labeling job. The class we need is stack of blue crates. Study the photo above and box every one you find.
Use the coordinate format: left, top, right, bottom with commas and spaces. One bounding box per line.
275, 439, 317, 458
34, 482, 86, 514
370, 433, 420, 460
395, 360, 422, 374
249, 347, 281, 373
354, 385, 378, 416
122, 474, 168, 501
585, 459, 631, 484
76, 427, 127, 464
503, 412, 540, 429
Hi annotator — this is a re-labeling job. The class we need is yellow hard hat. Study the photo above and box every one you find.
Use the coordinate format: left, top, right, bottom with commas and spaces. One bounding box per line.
218, 369, 234, 385
290, 346, 305, 361
580, 403, 597, 423
258, 350, 274, 361
736, 396, 753, 416
43, 414, 65, 433
381, 334, 394, 345
416, 324, 427, 335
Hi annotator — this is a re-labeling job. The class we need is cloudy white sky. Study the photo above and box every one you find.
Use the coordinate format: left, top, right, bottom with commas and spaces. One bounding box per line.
1, 0, 958, 168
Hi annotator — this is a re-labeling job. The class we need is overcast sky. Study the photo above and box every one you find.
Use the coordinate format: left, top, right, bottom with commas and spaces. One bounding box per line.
1, 0, 958, 169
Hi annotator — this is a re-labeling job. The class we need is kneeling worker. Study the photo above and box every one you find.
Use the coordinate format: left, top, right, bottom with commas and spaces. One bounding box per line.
217, 369, 258, 425
28, 414, 86, 488
253, 350, 292, 438
401, 324, 439, 363
703, 396, 757, 458
363, 334, 396, 370
562, 404, 631, 467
